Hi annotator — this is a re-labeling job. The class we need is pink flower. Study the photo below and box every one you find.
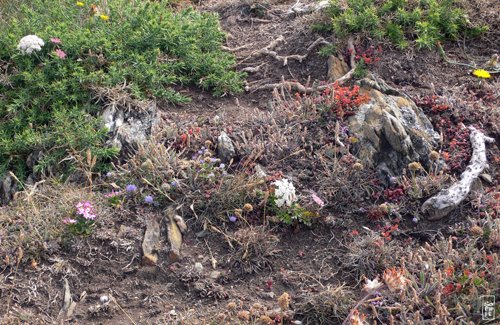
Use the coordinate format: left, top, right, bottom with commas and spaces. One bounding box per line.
310, 191, 325, 207
63, 218, 77, 224
55, 48, 66, 59
50, 38, 62, 44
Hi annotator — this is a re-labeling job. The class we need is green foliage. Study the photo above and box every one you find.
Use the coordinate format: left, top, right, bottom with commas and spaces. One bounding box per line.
0, 0, 245, 178
268, 194, 316, 226
327, 0, 487, 49
318, 44, 338, 57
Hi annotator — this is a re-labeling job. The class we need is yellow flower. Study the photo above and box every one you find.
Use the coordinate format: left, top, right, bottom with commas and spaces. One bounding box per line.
472, 69, 491, 79
76, 1, 84, 6
100, 14, 110, 21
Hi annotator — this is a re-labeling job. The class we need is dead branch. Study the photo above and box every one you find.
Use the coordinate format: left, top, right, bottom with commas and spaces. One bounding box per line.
422, 126, 494, 220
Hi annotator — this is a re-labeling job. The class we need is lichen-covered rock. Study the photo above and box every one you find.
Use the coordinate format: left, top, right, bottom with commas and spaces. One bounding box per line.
0, 173, 16, 205
348, 86, 440, 176
101, 101, 158, 157
217, 131, 236, 163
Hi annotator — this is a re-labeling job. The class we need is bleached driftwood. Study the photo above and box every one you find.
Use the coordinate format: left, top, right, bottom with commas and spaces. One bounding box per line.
422, 126, 494, 220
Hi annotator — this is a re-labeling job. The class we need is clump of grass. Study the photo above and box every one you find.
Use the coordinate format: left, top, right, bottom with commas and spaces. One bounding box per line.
343, 232, 399, 280
328, 0, 488, 49
0, 180, 109, 269
228, 226, 280, 274
295, 284, 356, 324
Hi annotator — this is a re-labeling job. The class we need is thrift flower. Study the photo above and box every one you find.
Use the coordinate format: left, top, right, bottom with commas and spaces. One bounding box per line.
144, 195, 154, 204
17, 35, 44, 55
76, 201, 96, 220
76, 1, 84, 7
104, 190, 120, 198
272, 178, 297, 208
55, 49, 66, 59
126, 184, 137, 192
472, 69, 491, 79
63, 218, 77, 224
100, 14, 109, 21
50, 38, 61, 44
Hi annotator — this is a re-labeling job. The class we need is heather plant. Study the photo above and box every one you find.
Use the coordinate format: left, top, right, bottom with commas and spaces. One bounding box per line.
327, 0, 488, 49
0, 0, 245, 179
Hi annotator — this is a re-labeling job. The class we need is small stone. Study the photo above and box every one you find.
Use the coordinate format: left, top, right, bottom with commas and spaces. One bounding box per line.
99, 295, 109, 305
217, 131, 236, 163
255, 164, 267, 178
194, 262, 204, 273
259, 291, 275, 299
210, 271, 221, 280
470, 225, 484, 237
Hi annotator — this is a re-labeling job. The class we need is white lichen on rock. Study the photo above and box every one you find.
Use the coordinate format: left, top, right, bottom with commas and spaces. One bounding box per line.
422, 126, 494, 220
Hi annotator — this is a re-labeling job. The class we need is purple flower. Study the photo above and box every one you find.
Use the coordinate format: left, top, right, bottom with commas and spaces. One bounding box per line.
210, 158, 217, 163
170, 181, 178, 187
412, 217, 418, 223
219, 163, 225, 169
144, 195, 154, 204
207, 173, 215, 178
126, 184, 137, 192
228, 215, 237, 222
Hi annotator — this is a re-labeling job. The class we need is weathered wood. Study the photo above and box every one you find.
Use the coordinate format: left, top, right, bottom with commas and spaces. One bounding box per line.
422, 126, 494, 220
142, 216, 161, 265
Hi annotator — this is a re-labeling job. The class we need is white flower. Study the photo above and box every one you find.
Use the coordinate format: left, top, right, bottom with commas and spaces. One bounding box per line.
17, 35, 45, 55
363, 277, 383, 292
273, 178, 297, 208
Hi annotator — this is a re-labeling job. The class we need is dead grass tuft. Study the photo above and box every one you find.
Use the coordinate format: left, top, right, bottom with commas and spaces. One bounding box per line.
228, 225, 280, 274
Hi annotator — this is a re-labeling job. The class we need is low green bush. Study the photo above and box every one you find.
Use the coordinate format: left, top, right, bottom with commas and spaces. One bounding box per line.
327, 0, 487, 49
0, 0, 245, 178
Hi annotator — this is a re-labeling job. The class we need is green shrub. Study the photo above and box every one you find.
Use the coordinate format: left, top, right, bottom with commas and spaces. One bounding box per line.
327, 0, 487, 49
0, 0, 245, 178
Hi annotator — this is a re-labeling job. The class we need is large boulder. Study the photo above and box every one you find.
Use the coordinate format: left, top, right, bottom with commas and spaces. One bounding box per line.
348, 79, 440, 177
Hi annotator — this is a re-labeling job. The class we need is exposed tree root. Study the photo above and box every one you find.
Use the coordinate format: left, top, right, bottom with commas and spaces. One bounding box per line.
240, 36, 330, 66
421, 126, 494, 220
246, 37, 356, 93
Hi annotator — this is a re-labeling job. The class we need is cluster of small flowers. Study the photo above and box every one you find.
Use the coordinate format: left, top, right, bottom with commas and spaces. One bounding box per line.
273, 178, 297, 208
62, 201, 97, 224
76, 201, 97, 220
17, 35, 45, 55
